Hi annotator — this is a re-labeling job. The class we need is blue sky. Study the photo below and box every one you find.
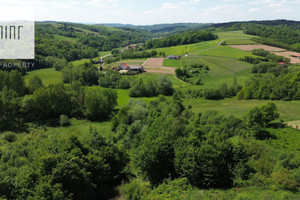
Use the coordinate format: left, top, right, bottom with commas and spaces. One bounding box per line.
1, 0, 299, 25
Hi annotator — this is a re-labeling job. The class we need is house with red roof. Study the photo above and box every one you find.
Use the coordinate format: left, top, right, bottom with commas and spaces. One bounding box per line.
119, 63, 130, 70
291, 54, 300, 59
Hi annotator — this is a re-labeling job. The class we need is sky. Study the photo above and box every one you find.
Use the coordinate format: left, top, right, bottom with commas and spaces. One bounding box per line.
0, 0, 299, 25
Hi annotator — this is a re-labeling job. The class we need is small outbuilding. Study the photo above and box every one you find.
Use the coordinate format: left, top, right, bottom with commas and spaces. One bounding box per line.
168, 55, 179, 60
129, 65, 144, 72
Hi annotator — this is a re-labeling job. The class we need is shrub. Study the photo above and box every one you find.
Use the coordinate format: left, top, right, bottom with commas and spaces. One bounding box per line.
2, 132, 17, 143
60, 115, 71, 127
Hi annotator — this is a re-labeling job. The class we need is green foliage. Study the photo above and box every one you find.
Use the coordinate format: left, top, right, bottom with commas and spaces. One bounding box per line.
28, 75, 43, 93
145, 178, 193, 200
0, 130, 129, 199
62, 64, 99, 86
204, 79, 242, 100
84, 88, 117, 121
238, 72, 300, 100
175, 132, 235, 188
0, 70, 26, 97
120, 179, 151, 200
60, 115, 71, 127
129, 76, 174, 98
98, 69, 131, 89
146, 30, 218, 49
156, 75, 174, 96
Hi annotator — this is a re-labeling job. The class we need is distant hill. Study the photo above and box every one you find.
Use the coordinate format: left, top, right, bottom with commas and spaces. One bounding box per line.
98, 23, 212, 35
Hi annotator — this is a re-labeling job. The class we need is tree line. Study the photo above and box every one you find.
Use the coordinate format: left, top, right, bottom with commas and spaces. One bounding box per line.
146, 30, 218, 49
0, 70, 117, 132
237, 72, 300, 101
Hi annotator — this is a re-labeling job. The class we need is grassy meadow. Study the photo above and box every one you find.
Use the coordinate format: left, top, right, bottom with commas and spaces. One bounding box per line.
53, 34, 79, 43
25, 68, 62, 86
163, 59, 181, 67
216, 31, 259, 45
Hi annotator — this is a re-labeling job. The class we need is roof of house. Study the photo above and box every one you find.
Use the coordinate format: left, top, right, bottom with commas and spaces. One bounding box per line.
292, 54, 300, 57
278, 62, 286, 65
120, 63, 129, 67
130, 65, 143, 69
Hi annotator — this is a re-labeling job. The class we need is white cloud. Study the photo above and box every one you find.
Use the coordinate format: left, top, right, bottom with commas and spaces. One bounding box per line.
190, 0, 199, 4
250, 8, 263, 12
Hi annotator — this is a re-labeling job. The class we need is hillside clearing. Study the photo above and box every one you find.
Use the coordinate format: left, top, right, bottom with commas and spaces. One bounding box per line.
25, 68, 62, 86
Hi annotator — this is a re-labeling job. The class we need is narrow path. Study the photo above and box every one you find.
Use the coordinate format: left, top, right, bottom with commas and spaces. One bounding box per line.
101, 53, 111, 59
142, 58, 149, 66
188, 40, 224, 55
286, 121, 300, 130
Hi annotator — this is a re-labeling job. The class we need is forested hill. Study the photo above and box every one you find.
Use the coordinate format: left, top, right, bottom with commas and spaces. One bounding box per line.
212, 20, 300, 52
99, 23, 212, 35
32, 22, 152, 69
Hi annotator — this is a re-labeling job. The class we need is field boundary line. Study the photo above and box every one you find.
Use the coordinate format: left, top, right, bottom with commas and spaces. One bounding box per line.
188, 40, 224, 55
142, 58, 150, 66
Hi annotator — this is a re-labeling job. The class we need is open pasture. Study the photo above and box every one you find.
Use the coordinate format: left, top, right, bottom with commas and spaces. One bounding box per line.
194, 46, 254, 59
183, 98, 300, 122
25, 68, 62, 86
230, 44, 286, 52
217, 31, 258, 45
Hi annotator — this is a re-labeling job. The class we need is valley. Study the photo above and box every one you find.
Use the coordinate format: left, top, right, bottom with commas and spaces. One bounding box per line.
1, 20, 300, 200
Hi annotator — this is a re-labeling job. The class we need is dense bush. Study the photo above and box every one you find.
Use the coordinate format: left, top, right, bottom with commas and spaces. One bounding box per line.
237, 72, 300, 100
0, 130, 129, 199
129, 76, 174, 97
204, 80, 242, 100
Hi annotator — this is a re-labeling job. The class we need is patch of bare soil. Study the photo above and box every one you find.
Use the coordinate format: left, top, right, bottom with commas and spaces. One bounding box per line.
143, 58, 176, 74
272, 51, 300, 64
230, 45, 300, 64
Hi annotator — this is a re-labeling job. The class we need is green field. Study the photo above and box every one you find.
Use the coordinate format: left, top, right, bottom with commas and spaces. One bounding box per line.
71, 51, 111, 66
181, 56, 252, 76
193, 45, 255, 59
217, 31, 259, 45
183, 98, 300, 122
151, 40, 221, 56
264, 127, 300, 151
25, 68, 62, 86
39, 119, 112, 140
53, 34, 79, 43
163, 59, 181, 67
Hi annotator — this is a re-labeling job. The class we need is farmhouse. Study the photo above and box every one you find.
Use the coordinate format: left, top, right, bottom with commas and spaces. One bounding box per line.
168, 55, 179, 60
114, 63, 144, 74
129, 65, 144, 72
119, 63, 130, 70
291, 54, 300, 59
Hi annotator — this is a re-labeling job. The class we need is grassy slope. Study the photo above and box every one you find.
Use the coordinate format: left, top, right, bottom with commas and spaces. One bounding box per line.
25, 68, 62, 86
216, 31, 259, 45
193, 45, 254, 59
151, 40, 221, 56
53, 34, 79, 43
39, 119, 112, 140
163, 59, 181, 67
183, 98, 300, 122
